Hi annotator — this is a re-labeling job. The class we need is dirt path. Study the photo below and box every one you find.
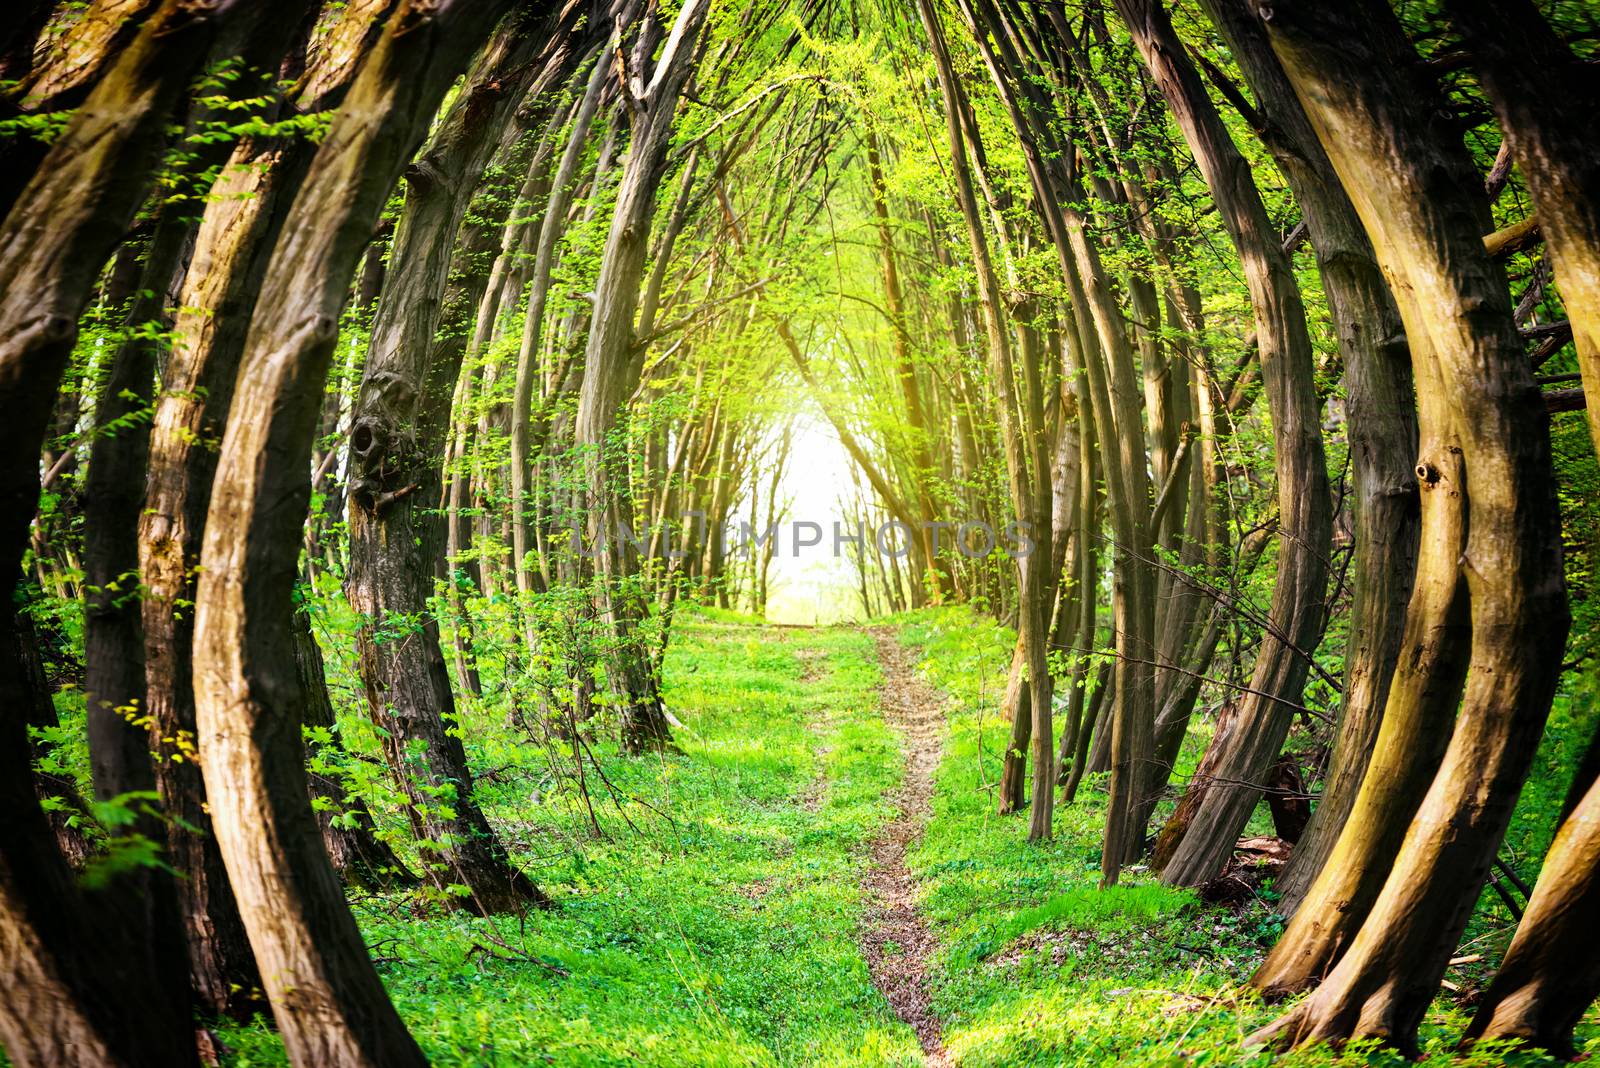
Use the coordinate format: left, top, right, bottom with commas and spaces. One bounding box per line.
861, 630, 951, 1067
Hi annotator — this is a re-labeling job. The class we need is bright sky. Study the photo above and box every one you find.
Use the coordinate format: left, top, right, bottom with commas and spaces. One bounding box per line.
761, 409, 872, 625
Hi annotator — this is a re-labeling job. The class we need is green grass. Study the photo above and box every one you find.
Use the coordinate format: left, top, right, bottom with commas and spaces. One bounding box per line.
219, 615, 919, 1067
186, 603, 1600, 1065
891, 605, 1599, 1067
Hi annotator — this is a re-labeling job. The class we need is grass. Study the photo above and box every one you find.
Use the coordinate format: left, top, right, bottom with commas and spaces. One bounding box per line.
218, 613, 919, 1066
892, 604, 1599, 1067
82, 600, 1592, 1066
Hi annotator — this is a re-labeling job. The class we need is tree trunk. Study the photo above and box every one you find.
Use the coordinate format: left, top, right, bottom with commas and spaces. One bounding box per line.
0, 0, 160, 215
1114, 0, 1333, 889
344, 10, 582, 914
86, 5, 328, 1019
292, 593, 417, 892
921, 0, 1054, 839
867, 132, 946, 603
0, 3, 247, 1064
1248, 0, 1569, 1051
191, 3, 516, 1063
1459, 721, 1599, 1057
511, 46, 611, 639
1193, 0, 1420, 914
573, 0, 711, 754
1448, 0, 1600, 459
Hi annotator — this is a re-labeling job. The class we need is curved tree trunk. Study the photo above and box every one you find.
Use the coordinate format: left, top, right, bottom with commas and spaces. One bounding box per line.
1247, 0, 1569, 1051
191, 3, 516, 1063
84, 4, 333, 1019
0, 2, 247, 1064
574, 0, 711, 754
1459, 722, 1599, 1057
1114, 0, 1333, 890
344, 8, 587, 914
1448, 0, 1600, 459
1193, 0, 1420, 914
921, 0, 1054, 838
0, 0, 160, 216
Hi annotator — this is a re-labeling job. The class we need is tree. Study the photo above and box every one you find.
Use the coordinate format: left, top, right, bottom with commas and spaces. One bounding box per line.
1114, 0, 1332, 889
1191, 0, 1420, 916
0, 2, 251, 1063
137, 0, 394, 1015
1447, 0, 1600, 457
191, 2, 517, 1062
343, 3, 590, 916
1248, 0, 1569, 1050
574, 0, 712, 753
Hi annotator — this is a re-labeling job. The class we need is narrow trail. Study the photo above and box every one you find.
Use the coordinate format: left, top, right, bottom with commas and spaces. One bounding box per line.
861, 629, 951, 1067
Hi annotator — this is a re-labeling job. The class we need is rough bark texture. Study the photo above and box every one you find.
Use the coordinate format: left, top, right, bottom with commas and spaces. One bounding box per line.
345, 8, 584, 914
1460, 724, 1599, 1057
1448, 0, 1600, 458
0, 3, 246, 1065
191, 2, 514, 1063
573, 0, 711, 753
1192, 0, 1420, 918
1249, 0, 1569, 1051
0, 0, 160, 214
1115, 0, 1332, 890
138, 0, 391, 1020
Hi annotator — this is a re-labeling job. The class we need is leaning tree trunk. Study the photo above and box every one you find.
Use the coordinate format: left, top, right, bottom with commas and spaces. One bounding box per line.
86, 3, 331, 1019
1448, 0, 1600, 458
573, 0, 711, 754
1247, 0, 1569, 1052
0, 3, 247, 1065
961, 0, 1158, 877
510, 42, 610, 637
140, 0, 391, 1016
343, 8, 583, 914
0, 0, 160, 216
1114, 0, 1332, 889
921, 0, 1054, 838
1459, 721, 1600, 1057
191, 2, 516, 1064
1192, 0, 1421, 916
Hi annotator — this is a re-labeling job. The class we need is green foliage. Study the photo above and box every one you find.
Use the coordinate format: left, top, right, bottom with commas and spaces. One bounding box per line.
890, 608, 1598, 1068
218, 612, 922, 1066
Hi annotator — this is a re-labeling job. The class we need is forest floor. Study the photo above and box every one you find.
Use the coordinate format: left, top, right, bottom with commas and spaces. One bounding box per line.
213, 606, 1598, 1067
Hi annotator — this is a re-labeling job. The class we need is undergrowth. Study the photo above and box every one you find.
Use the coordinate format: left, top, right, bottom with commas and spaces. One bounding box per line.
218, 611, 918, 1066
893, 604, 1599, 1067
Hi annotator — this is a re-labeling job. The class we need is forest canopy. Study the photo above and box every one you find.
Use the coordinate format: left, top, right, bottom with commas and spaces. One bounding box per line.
1, 0, 1597, 1065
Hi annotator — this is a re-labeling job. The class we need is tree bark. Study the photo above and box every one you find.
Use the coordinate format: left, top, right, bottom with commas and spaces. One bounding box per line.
1247, 0, 1569, 1051
1192, 0, 1421, 916
1114, 0, 1333, 889
573, 0, 711, 754
1459, 720, 1599, 1057
0, 0, 160, 215
0, 3, 248, 1064
1448, 0, 1600, 459
344, 7, 587, 914
191, 2, 516, 1063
